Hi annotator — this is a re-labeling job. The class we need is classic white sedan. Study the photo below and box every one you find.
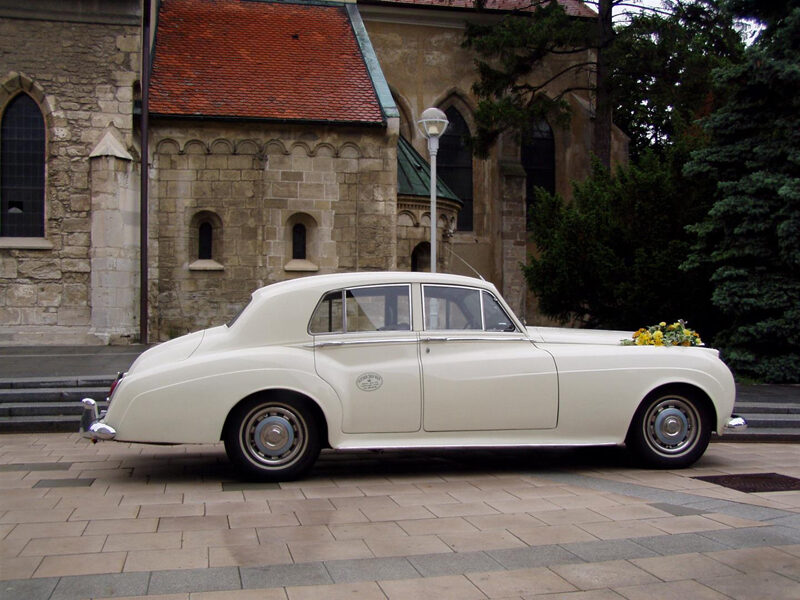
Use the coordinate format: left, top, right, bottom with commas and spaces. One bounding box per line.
81, 272, 746, 480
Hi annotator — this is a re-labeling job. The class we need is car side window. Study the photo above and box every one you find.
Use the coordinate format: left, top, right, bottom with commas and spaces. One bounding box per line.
310, 286, 411, 334
483, 291, 517, 332
424, 286, 482, 330
309, 290, 345, 333
346, 286, 411, 332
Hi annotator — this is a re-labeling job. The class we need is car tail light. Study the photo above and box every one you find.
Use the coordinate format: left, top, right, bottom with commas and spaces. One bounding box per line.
108, 372, 124, 401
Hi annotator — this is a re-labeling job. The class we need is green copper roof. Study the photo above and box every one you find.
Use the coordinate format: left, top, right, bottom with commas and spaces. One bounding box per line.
397, 136, 462, 204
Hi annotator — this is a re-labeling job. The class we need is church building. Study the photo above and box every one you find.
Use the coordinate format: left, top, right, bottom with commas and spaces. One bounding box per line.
0, 0, 626, 344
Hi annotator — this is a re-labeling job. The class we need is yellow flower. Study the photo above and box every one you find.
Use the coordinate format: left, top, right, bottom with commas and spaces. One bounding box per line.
659, 322, 667, 327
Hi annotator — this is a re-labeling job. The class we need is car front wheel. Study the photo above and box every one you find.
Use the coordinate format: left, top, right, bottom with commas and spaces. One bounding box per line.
224, 396, 320, 481
627, 389, 711, 469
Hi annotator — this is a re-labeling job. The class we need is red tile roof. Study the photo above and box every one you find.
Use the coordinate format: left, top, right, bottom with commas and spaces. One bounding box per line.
362, 0, 595, 19
149, 0, 384, 123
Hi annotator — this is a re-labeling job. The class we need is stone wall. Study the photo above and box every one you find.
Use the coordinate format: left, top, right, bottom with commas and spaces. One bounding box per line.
0, 9, 140, 344
149, 122, 397, 340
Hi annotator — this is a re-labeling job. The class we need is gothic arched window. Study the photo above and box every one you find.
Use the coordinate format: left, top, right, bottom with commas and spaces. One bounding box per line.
1, 93, 45, 237
438, 107, 473, 231
521, 120, 555, 230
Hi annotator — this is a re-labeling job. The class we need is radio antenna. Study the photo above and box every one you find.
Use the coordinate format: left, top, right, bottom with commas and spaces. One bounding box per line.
445, 244, 485, 281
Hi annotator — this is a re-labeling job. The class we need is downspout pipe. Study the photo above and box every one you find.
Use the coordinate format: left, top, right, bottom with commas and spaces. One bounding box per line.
139, 0, 151, 344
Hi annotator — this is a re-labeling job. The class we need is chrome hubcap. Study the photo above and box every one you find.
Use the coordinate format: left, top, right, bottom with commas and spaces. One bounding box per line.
241, 404, 306, 467
644, 396, 699, 456
254, 416, 294, 456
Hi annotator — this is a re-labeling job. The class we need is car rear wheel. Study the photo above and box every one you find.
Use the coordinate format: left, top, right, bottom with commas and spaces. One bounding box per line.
627, 389, 711, 469
224, 396, 320, 481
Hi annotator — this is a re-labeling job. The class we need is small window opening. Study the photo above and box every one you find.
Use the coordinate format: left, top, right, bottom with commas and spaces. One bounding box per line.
292, 223, 306, 260
198, 221, 213, 260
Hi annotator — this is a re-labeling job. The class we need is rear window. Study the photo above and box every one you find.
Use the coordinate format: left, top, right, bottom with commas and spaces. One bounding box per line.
309, 285, 411, 334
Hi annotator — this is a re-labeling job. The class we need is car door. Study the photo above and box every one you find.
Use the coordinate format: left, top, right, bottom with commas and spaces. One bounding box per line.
420, 285, 559, 432
312, 284, 422, 434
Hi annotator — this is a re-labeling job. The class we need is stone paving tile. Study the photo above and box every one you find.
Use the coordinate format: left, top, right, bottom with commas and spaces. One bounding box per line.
240, 562, 332, 588
530, 590, 625, 600
698, 524, 800, 548
487, 544, 583, 570
560, 539, 660, 562
466, 566, 576, 597
614, 579, 730, 600
438, 529, 527, 552
407, 550, 502, 577
703, 546, 800, 577
294, 507, 368, 526
85, 517, 158, 535
324, 556, 419, 583
34, 550, 127, 578
286, 580, 386, 600
379, 573, 486, 599
365, 533, 453, 557
20, 534, 106, 556
208, 543, 293, 568
329, 521, 407, 540
631, 532, 730, 555
698, 570, 800, 600
103, 531, 183, 552
510, 524, 598, 546
630, 552, 740, 581
123, 547, 208, 572
643, 515, 732, 534
550, 560, 659, 590
148, 567, 242, 595
0, 576, 59, 599
288, 539, 374, 562
181, 527, 258, 548
0, 555, 43, 580
49, 572, 150, 600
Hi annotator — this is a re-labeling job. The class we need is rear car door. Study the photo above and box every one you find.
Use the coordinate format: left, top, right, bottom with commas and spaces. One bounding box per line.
312, 284, 422, 433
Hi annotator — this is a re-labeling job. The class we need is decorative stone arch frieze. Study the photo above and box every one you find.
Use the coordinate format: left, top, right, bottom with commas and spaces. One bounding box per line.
183, 139, 208, 155
311, 142, 336, 158
235, 139, 261, 155
210, 138, 234, 155
338, 142, 362, 159
264, 139, 289, 156
155, 138, 181, 154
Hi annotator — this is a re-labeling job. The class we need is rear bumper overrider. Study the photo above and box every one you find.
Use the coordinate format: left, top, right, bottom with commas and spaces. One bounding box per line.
724, 414, 748, 433
79, 398, 116, 441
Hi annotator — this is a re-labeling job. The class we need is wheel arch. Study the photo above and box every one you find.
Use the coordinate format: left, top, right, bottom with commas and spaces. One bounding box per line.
221, 388, 331, 448
627, 382, 717, 439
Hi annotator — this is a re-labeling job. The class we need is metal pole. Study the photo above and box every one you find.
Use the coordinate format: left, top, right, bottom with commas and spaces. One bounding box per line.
139, 0, 150, 344
428, 136, 439, 273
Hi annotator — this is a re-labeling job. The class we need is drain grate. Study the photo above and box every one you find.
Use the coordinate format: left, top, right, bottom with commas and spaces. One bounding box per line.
694, 472, 800, 493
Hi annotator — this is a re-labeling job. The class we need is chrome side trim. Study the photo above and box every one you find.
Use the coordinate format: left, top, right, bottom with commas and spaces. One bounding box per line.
420, 336, 529, 343
315, 337, 417, 348
724, 415, 748, 432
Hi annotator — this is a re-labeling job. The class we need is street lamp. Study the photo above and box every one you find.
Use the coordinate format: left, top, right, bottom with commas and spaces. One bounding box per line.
417, 107, 448, 273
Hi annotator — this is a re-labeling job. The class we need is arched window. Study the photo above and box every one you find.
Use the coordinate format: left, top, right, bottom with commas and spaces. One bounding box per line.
1, 94, 45, 237
438, 107, 473, 231
411, 242, 430, 272
521, 120, 555, 230
292, 223, 306, 260
198, 221, 213, 260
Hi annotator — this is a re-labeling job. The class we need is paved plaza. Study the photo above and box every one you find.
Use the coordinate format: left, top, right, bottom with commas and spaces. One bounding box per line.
1, 435, 800, 600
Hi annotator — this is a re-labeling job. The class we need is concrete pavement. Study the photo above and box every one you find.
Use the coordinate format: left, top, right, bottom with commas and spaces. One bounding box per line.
1, 434, 800, 599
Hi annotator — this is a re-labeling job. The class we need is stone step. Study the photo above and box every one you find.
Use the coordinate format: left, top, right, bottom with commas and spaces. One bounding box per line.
0, 388, 108, 404
719, 427, 800, 442
0, 401, 108, 418
0, 415, 83, 433
735, 402, 800, 415
734, 413, 800, 428
0, 376, 115, 390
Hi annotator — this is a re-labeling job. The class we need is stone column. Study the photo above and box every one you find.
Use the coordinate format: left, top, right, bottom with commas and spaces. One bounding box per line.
498, 160, 527, 318
88, 128, 140, 343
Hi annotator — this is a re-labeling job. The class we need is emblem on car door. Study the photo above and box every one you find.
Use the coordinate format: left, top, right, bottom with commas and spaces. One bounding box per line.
356, 372, 383, 392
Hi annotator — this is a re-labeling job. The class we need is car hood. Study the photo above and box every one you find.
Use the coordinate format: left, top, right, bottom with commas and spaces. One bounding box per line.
527, 326, 634, 346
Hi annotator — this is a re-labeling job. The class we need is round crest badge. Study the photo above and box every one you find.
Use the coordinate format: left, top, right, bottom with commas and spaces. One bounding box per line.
356, 372, 383, 392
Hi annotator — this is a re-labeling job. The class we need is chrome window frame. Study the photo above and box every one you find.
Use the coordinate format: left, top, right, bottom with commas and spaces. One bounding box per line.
308, 283, 413, 335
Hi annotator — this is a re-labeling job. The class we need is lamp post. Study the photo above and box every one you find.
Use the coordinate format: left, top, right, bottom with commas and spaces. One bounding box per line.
417, 107, 448, 273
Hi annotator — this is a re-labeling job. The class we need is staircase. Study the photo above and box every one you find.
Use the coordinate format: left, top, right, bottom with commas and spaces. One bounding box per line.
0, 376, 112, 433
721, 384, 800, 442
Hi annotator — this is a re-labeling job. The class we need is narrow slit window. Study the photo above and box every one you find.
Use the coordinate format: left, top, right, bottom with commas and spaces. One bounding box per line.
198, 221, 213, 260
292, 223, 306, 260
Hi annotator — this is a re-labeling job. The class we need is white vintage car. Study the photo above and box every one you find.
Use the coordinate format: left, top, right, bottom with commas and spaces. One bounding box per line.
81, 272, 746, 480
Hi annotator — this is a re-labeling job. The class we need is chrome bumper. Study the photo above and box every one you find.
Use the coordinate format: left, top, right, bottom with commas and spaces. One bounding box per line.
79, 398, 116, 441
724, 414, 748, 432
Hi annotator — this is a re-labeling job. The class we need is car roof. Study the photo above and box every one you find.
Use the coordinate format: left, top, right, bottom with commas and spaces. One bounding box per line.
251, 271, 495, 301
